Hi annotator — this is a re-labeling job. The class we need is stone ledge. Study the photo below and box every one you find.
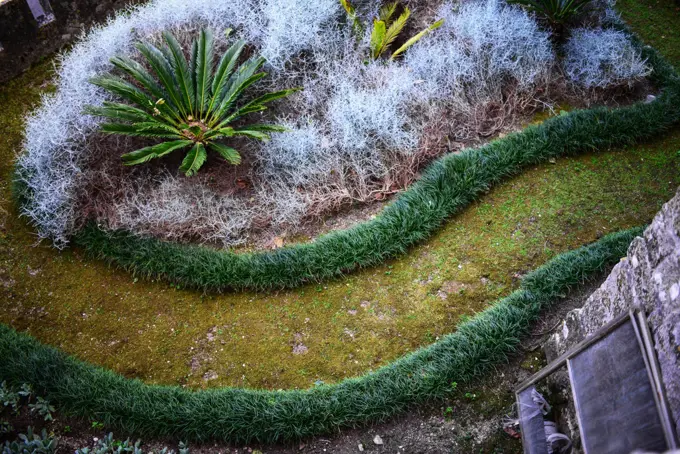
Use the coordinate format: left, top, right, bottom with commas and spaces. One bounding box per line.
545, 187, 680, 439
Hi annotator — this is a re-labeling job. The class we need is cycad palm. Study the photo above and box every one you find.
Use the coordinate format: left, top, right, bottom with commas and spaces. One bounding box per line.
85, 29, 299, 176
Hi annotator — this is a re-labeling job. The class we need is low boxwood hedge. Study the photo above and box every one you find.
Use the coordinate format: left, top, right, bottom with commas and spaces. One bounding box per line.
0, 227, 642, 443
50, 28, 679, 291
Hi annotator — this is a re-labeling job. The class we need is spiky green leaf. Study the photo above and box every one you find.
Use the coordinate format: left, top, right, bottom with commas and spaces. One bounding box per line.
194, 29, 215, 119
390, 18, 444, 60
211, 59, 266, 125
163, 31, 195, 116
240, 124, 288, 133
370, 19, 387, 59
180, 142, 208, 176
121, 140, 193, 165
89, 75, 154, 110
230, 129, 271, 141
84, 102, 156, 123
136, 42, 185, 120
340, 0, 364, 37
110, 55, 168, 106
378, 1, 398, 24
100, 122, 183, 139
383, 7, 410, 50
208, 142, 242, 165
207, 40, 246, 118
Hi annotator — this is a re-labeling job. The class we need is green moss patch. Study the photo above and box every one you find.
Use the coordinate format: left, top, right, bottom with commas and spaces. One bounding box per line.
1, 60, 679, 389
0, 228, 642, 443
1, 10, 679, 391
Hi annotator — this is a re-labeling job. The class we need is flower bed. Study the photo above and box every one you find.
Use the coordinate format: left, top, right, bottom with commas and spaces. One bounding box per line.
13, 0, 679, 290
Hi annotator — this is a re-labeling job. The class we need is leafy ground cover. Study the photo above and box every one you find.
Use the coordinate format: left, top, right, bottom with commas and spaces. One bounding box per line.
0, 228, 642, 443
0, 64, 678, 391
0, 0, 678, 392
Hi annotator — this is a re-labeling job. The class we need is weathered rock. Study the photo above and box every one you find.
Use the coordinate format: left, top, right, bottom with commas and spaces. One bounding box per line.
545, 188, 680, 440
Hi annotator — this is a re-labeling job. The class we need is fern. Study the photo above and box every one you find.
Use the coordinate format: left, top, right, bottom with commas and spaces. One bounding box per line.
390, 18, 444, 60
85, 29, 299, 176
342, 0, 443, 60
340, 0, 364, 37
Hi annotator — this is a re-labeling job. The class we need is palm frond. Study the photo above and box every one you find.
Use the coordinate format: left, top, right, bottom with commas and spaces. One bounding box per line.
230, 129, 272, 141
383, 7, 410, 51
110, 56, 168, 109
340, 0, 364, 37
207, 142, 242, 165
194, 29, 215, 119
86, 28, 297, 176
135, 42, 185, 121
179, 142, 208, 176
89, 75, 153, 110
370, 19, 387, 59
390, 18, 444, 60
121, 139, 193, 165
162, 31, 195, 117
207, 39, 246, 118
239, 124, 288, 133
378, 2, 398, 23
100, 122, 183, 139
211, 57, 266, 125
84, 102, 155, 123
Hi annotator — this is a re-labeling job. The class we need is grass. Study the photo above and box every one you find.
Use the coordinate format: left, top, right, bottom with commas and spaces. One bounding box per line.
1, 14, 680, 390
0, 227, 641, 444
0, 0, 678, 444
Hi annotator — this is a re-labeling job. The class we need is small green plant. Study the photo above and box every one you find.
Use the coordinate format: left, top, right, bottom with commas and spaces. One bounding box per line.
0, 420, 13, 435
90, 421, 105, 431
28, 397, 55, 422
450, 381, 458, 392
76, 433, 142, 454
340, 0, 443, 60
17, 384, 32, 399
0, 381, 20, 413
464, 392, 477, 400
86, 29, 299, 176
75, 433, 189, 454
443, 406, 454, 419
2, 427, 58, 454
507, 0, 592, 32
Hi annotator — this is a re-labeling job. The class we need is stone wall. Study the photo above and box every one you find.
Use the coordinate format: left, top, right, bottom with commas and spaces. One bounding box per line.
545, 188, 680, 440
0, 0, 143, 83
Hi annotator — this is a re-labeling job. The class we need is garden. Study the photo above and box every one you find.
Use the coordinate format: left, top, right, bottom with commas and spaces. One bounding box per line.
1, 0, 679, 451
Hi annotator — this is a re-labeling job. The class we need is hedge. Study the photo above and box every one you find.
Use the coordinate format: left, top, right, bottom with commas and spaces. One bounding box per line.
52, 29, 680, 291
0, 227, 642, 443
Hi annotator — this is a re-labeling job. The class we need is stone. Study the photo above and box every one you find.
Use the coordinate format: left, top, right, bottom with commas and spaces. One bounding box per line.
546, 188, 680, 440
373, 435, 383, 445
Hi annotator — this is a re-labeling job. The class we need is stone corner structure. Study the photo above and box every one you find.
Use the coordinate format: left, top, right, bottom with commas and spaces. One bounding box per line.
545, 187, 680, 438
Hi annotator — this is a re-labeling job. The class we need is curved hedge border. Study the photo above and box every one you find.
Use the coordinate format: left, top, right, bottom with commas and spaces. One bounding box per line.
12, 25, 680, 291
0, 227, 641, 443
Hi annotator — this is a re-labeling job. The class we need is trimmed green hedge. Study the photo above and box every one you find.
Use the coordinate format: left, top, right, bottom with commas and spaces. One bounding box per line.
0, 227, 641, 443
61, 32, 680, 291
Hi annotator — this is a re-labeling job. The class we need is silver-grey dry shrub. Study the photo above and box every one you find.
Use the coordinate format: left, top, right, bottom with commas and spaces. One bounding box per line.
15, 0, 652, 248
405, 0, 555, 104
563, 27, 651, 89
